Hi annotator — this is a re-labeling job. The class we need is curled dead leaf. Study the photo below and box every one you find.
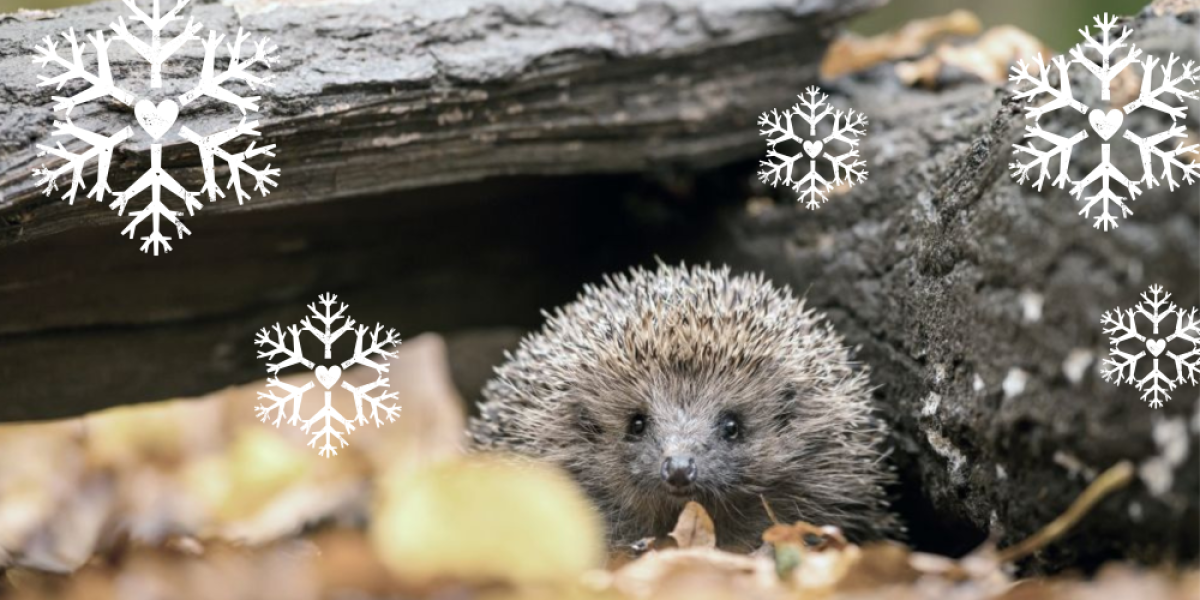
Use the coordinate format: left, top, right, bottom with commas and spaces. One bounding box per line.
1151, 0, 1200, 15
822, 10, 982, 78
896, 26, 1051, 88
669, 502, 717, 550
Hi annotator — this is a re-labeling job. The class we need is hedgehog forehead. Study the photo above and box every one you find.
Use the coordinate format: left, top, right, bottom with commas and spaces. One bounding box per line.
516, 263, 852, 412
571, 350, 789, 423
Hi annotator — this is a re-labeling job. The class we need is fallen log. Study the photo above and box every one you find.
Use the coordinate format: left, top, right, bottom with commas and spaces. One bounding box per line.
0, 0, 875, 419
692, 4, 1199, 572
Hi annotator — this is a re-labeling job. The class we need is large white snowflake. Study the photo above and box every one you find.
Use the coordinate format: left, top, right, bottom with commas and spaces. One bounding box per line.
1100, 285, 1200, 408
31, 0, 279, 255
757, 85, 869, 209
1009, 13, 1199, 231
255, 293, 403, 457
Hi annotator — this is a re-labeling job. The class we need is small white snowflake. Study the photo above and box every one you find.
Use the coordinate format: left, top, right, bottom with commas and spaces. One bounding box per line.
31, 0, 279, 255
1100, 285, 1200, 408
1010, 13, 1199, 231
757, 85, 869, 209
254, 293, 402, 457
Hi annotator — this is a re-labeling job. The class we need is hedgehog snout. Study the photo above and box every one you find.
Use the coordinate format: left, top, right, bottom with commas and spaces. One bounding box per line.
661, 456, 697, 489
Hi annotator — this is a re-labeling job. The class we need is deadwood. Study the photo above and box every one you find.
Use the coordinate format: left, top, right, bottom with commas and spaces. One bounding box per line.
0, 0, 876, 420
694, 5, 1198, 572
0, 0, 877, 246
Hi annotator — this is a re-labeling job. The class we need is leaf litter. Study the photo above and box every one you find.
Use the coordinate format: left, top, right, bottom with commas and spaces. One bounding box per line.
0, 334, 1193, 599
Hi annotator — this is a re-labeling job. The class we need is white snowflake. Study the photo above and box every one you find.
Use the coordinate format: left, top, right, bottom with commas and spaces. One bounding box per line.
1009, 13, 1199, 231
31, 0, 280, 255
254, 293, 403, 457
1100, 285, 1200, 408
757, 85, 869, 209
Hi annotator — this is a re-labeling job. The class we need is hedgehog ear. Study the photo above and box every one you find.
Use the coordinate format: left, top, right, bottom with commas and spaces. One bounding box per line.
773, 384, 800, 428
575, 404, 603, 442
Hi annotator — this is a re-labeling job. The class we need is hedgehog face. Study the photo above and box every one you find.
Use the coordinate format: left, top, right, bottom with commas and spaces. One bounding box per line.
563, 363, 808, 549
470, 264, 898, 549
614, 373, 783, 505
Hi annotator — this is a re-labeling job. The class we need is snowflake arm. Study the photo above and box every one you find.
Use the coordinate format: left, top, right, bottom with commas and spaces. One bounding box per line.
1124, 125, 1200, 192
820, 109, 868, 189
32, 29, 136, 113
824, 148, 866, 188
1072, 145, 1140, 231
1100, 307, 1145, 384
1137, 369, 1173, 409
795, 86, 836, 135
1069, 14, 1142, 101
32, 121, 133, 204
110, 146, 202, 255
1123, 53, 1199, 120
110, 0, 202, 88
1008, 55, 1089, 121
757, 152, 800, 190
179, 120, 279, 203
255, 377, 315, 426
299, 293, 357, 359
1010, 126, 1089, 190
255, 323, 316, 373
757, 108, 795, 145
822, 109, 867, 148
1135, 284, 1176, 335
340, 324, 402, 373
178, 28, 277, 114
792, 167, 829, 210
303, 396, 355, 458
1167, 307, 1200, 386
341, 377, 401, 427
756, 107, 803, 188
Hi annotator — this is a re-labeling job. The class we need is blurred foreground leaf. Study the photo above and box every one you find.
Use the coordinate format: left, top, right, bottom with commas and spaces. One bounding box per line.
372, 456, 605, 586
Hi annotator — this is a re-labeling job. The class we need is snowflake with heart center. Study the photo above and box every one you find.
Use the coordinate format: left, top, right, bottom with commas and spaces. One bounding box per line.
1009, 13, 1198, 231
1100, 284, 1200, 408
31, 0, 279, 255
757, 85, 869, 209
254, 293, 403, 457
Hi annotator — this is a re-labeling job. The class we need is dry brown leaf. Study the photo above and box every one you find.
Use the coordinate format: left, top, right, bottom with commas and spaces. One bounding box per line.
822, 10, 982, 79
611, 548, 777, 600
896, 26, 1051, 88
762, 520, 849, 552
669, 502, 716, 550
0, 333, 467, 577
1151, 0, 1200, 15
834, 542, 922, 591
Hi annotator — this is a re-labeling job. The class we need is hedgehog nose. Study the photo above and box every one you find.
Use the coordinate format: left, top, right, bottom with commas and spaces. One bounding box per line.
661, 456, 697, 488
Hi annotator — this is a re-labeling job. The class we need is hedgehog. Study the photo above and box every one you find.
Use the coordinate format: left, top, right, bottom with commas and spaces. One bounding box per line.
468, 263, 898, 550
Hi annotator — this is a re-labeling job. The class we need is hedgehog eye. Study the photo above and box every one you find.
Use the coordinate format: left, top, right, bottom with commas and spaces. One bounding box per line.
627, 413, 648, 437
720, 414, 741, 441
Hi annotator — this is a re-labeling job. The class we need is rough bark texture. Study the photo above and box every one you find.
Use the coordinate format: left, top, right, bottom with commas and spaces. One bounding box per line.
686, 6, 1199, 572
0, 0, 876, 245
0, 0, 875, 419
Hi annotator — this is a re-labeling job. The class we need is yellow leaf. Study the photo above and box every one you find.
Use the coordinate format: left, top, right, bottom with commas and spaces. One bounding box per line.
371, 455, 603, 585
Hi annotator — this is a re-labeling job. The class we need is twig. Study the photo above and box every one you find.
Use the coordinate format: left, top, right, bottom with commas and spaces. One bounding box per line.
760, 495, 781, 526
996, 460, 1135, 563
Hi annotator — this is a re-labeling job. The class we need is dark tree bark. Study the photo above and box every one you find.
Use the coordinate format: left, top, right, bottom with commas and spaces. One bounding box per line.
0, 0, 876, 245
688, 5, 1199, 572
0, 0, 875, 419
